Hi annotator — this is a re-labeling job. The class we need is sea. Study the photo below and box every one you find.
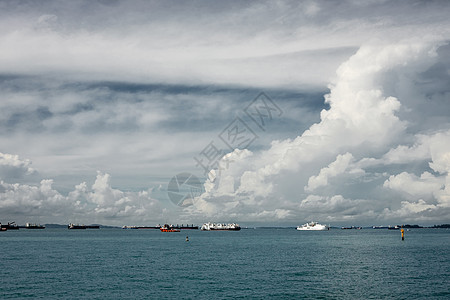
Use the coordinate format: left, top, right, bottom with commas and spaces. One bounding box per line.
1, 227, 449, 299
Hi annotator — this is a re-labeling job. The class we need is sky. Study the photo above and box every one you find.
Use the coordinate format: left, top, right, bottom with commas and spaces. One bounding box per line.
1, 0, 450, 226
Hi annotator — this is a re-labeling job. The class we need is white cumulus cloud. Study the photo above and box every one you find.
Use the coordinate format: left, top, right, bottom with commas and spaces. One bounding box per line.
191, 39, 450, 224
0, 152, 35, 179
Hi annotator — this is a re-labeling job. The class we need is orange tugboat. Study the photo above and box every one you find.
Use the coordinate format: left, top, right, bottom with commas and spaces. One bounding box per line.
160, 224, 180, 232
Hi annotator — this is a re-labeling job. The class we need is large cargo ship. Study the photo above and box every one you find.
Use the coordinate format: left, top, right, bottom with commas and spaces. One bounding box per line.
122, 225, 159, 229
68, 223, 86, 229
122, 224, 198, 229
176, 224, 198, 230
25, 223, 46, 229
201, 222, 241, 231
68, 223, 100, 229
388, 225, 400, 230
1, 222, 19, 230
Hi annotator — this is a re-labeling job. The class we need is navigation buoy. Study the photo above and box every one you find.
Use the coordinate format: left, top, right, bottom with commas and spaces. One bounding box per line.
401, 228, 405, 241
186, 236, 189, 242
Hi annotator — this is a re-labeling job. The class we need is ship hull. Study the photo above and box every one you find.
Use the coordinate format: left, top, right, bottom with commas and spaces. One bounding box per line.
160, 228, 180, 232
297, 227, 328, 231
68, 226, 86, 229
1, 225, 19, 230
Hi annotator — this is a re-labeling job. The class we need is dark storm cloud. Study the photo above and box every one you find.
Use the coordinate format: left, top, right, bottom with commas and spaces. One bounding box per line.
4, 0, 443, 88
0, 75, 326, 135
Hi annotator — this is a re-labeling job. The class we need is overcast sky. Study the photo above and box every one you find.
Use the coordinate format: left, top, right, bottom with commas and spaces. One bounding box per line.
1, 0, 450, 226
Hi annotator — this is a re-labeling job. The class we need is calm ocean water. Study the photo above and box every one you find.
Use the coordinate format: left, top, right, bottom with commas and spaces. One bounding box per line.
1, 228, 449, 299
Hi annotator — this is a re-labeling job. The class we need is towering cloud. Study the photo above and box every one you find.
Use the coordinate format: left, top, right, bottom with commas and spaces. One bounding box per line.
192, 39, 450, 223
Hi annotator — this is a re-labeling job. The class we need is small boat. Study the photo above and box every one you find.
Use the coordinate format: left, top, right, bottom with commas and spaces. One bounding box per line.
160, 224, 180, 232
297, 222, 329, 231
